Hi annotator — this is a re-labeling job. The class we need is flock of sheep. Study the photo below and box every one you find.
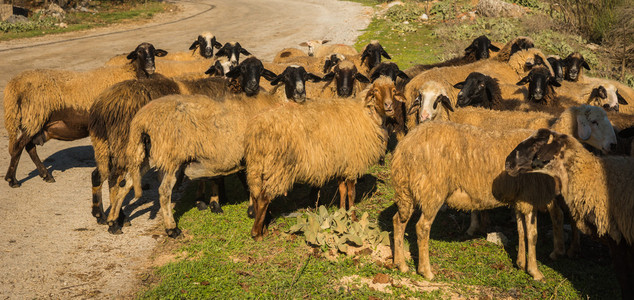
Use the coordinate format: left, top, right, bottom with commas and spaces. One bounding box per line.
3, 31, 634, 297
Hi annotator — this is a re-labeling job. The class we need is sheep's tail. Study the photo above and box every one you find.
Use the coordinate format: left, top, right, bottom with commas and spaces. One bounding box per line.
127, 120, 151, 198
3, 80, 23, 146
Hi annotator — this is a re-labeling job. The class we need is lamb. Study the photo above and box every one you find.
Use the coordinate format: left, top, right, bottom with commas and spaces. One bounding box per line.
505, 128, 634, 299
402, 35, 500, 81
3, 42, 167, 187
245, 86, 392, 240
89, 57, 277, 227
391, 107, 616, 281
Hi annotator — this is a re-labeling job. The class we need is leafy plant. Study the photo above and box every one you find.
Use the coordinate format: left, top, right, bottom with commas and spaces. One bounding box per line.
385, 3, 424, 23
430, 1, 454, 21
287, 206, 390, 253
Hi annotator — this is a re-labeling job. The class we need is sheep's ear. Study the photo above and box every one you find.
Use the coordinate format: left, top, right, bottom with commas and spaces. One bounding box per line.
381, 47, 391, 60
126, 51, 137, 60
591, 86, 608, 100
323, 59, 334, 74
361, 51, 369, 64
189, 40, 200, 50
240, 48, 251, 56
453, 81, 465, 89
215, 47, 228, 57
299, 42, 309, 47
322, 72, 335, 82
576, 114, 592, 140
582, 60, 591, 70
549, 77, 561, 87
516, 75, 531, 86
205, 65, 222, 76
617, 91, 629, 105
225, 68, 240, 79
370, 71, 381, 82
489, 44, 500, 52
269, 74, 284, 86
305, 73, 322, 83
464, 45, 475, 54
261, 69, 278, 81
433, 95, 454, 112
355, 73, 370, 83
397, 71, 409, 80
213, 39, 223, 49
155, 49, 168, 57
407, 94, 422, 115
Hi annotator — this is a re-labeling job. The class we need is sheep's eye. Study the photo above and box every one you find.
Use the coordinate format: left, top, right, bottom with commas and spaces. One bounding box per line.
392, 89, 397, 94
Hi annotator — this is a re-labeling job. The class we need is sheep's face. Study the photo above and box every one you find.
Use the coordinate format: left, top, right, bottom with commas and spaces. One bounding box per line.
547, 57, 564, 83
299, 39, 330, 56
365, 76, 405, 118
464, 35, 500, 60
322, 61, 370, 98
361, 41, 391, 71
205, 59, 232, 77
216, 42, 251, 68
563, 52, 590, 82
369, 62, 409, 84
505, 129, 567, 177
225, 57, 277, 96
516, 67, 560, 104
576, 105, 617, 153
408, 83, 453, 123
454, 72, 490, 107
588, 85, 629, 112
189, 32, 222, 58
322, 53, 344, 74
270, 66, 321, 103
126, 42, 168, 78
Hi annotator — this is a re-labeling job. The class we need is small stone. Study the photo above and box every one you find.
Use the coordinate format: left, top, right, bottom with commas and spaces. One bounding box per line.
419, 13, 428, 20
57, 22, 68, 28
487, 232, 508, 246
403, 21, 409, 24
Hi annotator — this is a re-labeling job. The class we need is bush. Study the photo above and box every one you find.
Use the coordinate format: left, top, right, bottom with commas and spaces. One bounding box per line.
385, 3, 425, 23
0, 16, 56, 33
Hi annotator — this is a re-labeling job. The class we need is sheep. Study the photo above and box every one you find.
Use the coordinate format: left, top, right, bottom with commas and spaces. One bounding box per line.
391, 107, 616, 281
493, 36, 535, 62
273, 48, 308, 63
266, 65, 322, 103
402, 35, 501, 81
547, 55, 564, 83
582, 77, 634, 114
350, 40, 391, 76
3, 42, 167, 188
368, 62, 410, 87
505, 128, 634, 299
298, 39, 330, 56
366, 76, 407, 139
89, 57, 277, 227
318, 60, 370, 98
245, 92, 391, 240
562, 52, 590, 82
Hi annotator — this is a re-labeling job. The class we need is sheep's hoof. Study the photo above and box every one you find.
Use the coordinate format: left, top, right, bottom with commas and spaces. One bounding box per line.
166, 228, 181, 238
209, 202, 224, 214
516, 258, 526, 271
549, 250, 564, 260
417, 268, 435, 281
95, 215, 107, 225
195, 200, 208, 211
42, 174, 55, 183
529, 269, 544, 281
397, 263, 409, 273
123, 218, 131, 227
247, 205, 255, 219
107, 222, 123, 235
251, 234, 263, 242
5, 177, 20, 188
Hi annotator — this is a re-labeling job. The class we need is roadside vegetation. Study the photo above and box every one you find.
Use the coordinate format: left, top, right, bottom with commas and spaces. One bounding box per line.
136, 0, 625, 298
0, 0, 175, 41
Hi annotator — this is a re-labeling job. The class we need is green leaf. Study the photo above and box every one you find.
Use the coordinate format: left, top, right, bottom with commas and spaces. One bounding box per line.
287, 223, 304, 233
337, 242, 348, 253
319, 205, 329, 218
344, 234, 363, 246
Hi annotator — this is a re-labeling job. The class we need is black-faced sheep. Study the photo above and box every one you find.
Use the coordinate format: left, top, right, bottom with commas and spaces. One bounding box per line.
318, 60, 370, 98
391, 108, 616, 281
3, 42, 167, 188
562, 52, 590, 82
245, 79, 400, 240
493, 36, 535, 62
547, 55, 564, 83
505, 129, 634, 299
266, 66, 322, 103
369, 62, 410, 88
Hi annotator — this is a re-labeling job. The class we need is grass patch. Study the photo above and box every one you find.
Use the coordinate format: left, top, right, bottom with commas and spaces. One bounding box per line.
0, 1, 175, 41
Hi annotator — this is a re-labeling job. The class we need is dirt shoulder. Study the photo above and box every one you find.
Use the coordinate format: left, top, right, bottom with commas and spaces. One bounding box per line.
0, 0, 372, 298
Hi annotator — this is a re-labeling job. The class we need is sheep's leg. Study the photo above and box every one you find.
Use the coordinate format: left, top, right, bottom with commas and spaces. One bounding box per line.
337, 179, 347, 210
251, 190, 270, 241
208, 178, 224, 214
515, 210, 527, 271
237, 171, 255, 219
91, 169, 107, 225
346, 179, 357, 221
25, 141, 54, 183
417, 205, 441, 280
159, 171, 180, 238
106, 174, 128, 235
525, 209, 544, 281
393, 203, 413, 273
4, 134, 32, 187
195, 180, 209, 211
567, 222, 580, 258
547, 200, 565, 260
467, 212, 480, 236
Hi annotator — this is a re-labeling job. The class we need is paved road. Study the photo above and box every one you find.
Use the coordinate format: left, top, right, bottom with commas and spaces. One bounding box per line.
0, 0, 370, 298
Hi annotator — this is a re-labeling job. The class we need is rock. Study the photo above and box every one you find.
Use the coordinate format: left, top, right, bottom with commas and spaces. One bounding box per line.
57, 22, 68, 28
6, 14, 28, 23
487, 232, 508, 246
476, 0, 526, 18
386, 1, 404, 9
403, 21, 409, 25
419, 13, 428, 20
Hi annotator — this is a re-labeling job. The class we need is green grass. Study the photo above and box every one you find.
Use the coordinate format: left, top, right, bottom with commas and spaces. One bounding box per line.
0, 1, 173, 41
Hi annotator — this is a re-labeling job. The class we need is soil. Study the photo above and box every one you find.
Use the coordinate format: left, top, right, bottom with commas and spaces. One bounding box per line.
0, 0, 372, 298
